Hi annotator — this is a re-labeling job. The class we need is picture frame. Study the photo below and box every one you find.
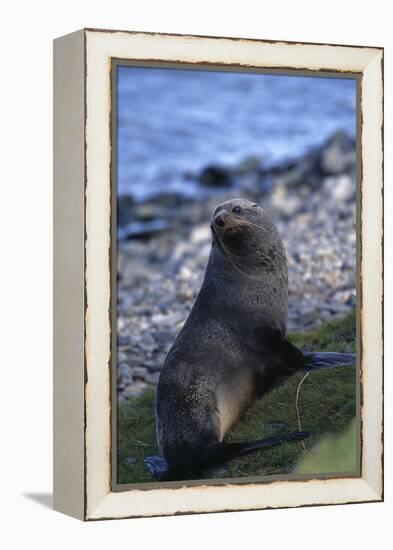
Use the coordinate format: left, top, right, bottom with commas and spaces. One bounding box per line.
53, 28, 383, 521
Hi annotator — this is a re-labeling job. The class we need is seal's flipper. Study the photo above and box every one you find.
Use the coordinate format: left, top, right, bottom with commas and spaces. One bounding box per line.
144, 455, 170, 479
217, 431, 309, 461
147, 431, 309, 482
304, 352, 356, 370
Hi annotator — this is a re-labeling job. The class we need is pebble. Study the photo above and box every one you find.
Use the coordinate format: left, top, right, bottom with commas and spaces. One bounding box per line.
146, 371, 161, 385
153, 330, 173, 345
117, 333, 131, 346
122, 382, 149, 398
117, 363, 133, 385
130, 366, 148, 379
324, 174, 355, 203
191, 224, 211, 244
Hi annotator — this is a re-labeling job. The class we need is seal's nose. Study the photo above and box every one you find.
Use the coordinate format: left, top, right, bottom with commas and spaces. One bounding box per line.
214, 214, 225, 228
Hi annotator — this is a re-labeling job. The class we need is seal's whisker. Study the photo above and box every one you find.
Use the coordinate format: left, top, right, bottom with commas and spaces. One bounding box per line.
218, 238, 257, 279
238, 219, 271, 233
225, 251, 253, 279
219, 218, 271, 235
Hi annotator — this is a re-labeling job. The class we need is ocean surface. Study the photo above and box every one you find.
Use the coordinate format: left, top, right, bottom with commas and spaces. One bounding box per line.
117, 66, 356, 201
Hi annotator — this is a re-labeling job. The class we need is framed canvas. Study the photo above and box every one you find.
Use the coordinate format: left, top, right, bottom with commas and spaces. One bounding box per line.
53, 28, 384, 521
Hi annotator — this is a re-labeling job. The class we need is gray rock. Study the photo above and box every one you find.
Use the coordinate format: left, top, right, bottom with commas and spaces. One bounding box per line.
117, 194, 135, 227
142, 332, 155, 346
325, 175, 355, 203
153, 330, 173, 345
146, 371, 161, 385
130, 366, 148, 379
190, 224, 210, 244
328, 303, 350, 314
117, 333, 130, 346
117, 351, 128, 363
117, 363, 133, 384
320, 132, 356, 175
199, 165, 233, 187
142, 360, 162, 371
122, 382, 149, 398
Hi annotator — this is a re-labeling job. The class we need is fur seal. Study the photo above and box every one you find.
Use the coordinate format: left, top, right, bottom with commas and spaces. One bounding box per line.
147, 198, 355, 481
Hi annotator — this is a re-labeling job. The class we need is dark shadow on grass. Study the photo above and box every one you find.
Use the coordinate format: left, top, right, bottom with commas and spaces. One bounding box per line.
23, 493, 53, 509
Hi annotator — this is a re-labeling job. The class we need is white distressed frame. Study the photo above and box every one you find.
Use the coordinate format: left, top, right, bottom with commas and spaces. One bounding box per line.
53, 29, 383, 521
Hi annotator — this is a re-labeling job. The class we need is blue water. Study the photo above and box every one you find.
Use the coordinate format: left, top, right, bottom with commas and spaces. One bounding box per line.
117, 66, 356, 201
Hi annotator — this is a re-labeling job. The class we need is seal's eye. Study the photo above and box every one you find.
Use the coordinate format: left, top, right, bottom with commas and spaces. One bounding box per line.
232, 206, 241, 214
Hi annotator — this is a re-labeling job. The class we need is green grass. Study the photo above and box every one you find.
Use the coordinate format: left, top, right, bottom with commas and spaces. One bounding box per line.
117, 309, 357, 484
295, 419, 357, 475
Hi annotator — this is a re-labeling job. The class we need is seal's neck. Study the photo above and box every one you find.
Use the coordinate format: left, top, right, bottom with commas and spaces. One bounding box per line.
207, 241, 285, 286
196, 245, 287, 337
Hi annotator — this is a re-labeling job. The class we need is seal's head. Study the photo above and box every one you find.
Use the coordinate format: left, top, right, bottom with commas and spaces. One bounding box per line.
210, 198, 286, 276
